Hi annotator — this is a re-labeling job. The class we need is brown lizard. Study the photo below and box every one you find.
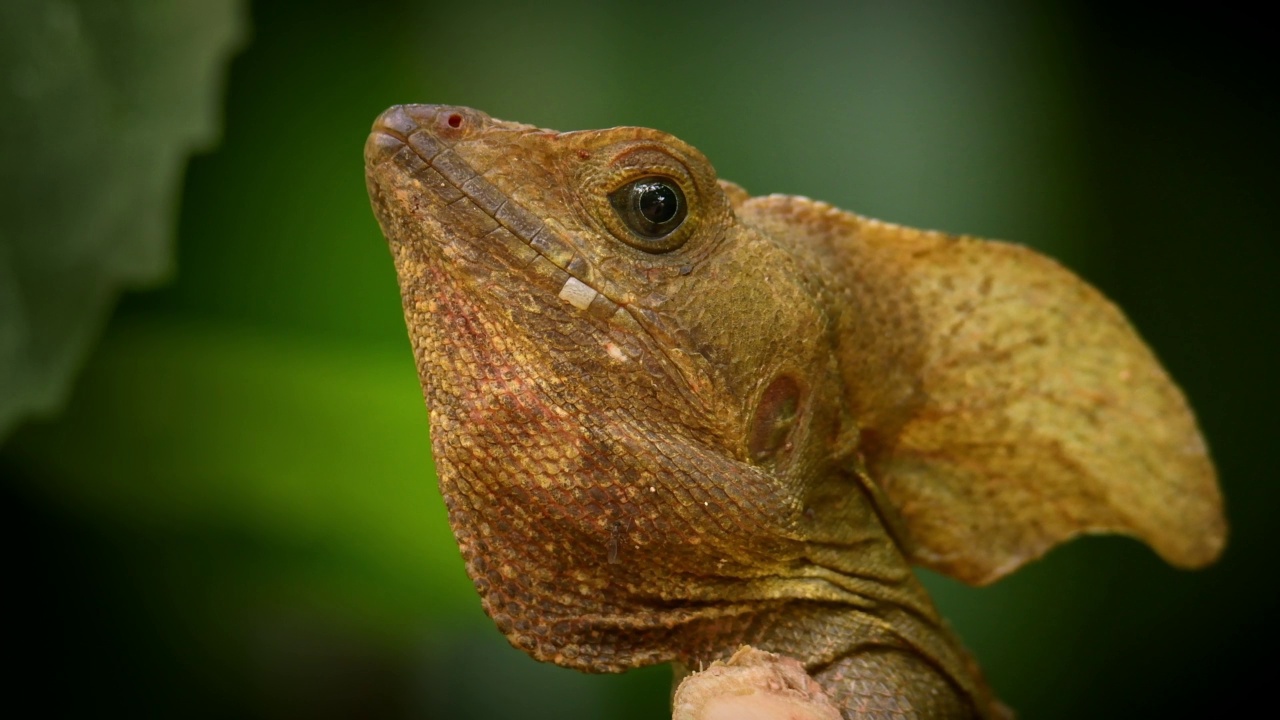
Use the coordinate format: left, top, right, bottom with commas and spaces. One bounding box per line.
364, 104, 1226, 719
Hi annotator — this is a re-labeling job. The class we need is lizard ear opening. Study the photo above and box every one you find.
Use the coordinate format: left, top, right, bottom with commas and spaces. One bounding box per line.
747, 373, 804, 466
739, 195, 1226, 586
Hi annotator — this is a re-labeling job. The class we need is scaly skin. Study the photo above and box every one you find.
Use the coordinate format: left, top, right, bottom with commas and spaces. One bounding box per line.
364, 105, 1225, 719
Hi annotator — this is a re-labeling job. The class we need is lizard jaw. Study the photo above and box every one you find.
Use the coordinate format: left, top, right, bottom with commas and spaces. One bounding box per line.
365, 104, 724, 417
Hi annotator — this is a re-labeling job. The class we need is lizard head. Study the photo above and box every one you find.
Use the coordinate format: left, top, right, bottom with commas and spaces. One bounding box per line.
365, 105, 863, 669
365, 105, 1224, 682
367, 105, 1225, 712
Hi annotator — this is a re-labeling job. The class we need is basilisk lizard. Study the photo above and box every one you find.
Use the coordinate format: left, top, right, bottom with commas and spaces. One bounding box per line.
364, 104, 1226, 719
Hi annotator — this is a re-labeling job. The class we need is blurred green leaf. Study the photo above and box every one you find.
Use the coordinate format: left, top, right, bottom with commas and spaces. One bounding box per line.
0, 0, 247, 441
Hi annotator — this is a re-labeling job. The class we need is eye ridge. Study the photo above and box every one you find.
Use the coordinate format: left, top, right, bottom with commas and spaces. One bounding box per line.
608, 175, 689, 251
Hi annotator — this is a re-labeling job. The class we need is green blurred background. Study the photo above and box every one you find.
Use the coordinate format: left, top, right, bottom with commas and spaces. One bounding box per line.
2, 1, 1275, 718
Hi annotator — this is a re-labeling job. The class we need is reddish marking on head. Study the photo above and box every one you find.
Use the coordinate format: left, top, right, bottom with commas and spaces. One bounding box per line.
447, 113, 463, 129
577, 149, 591, 160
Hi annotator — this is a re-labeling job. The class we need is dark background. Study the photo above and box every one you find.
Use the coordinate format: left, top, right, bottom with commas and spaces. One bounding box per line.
3, 1, 1275, 718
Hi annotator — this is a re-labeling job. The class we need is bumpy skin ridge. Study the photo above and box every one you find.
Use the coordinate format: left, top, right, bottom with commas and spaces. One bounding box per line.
365, 105, 1224, 719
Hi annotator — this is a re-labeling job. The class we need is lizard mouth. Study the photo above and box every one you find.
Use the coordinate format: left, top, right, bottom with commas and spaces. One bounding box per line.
365, 105, 724, 416
364, 104, 625, 323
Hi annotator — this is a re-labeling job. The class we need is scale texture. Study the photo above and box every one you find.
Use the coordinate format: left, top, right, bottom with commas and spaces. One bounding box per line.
364, 104, 1226, 719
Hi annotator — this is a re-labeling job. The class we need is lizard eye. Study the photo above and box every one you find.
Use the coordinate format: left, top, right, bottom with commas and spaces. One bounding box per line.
608, 176, 689, 252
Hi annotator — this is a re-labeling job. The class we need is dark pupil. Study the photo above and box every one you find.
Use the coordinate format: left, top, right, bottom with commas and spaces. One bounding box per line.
636, 182, 678, 225
608, 175, 689, 248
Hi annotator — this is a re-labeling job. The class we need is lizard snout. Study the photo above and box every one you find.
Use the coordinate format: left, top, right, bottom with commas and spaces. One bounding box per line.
370, 104, 490, 143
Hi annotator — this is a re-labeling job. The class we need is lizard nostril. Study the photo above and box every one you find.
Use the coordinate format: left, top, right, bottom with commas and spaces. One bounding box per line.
446, 112, 463, 129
